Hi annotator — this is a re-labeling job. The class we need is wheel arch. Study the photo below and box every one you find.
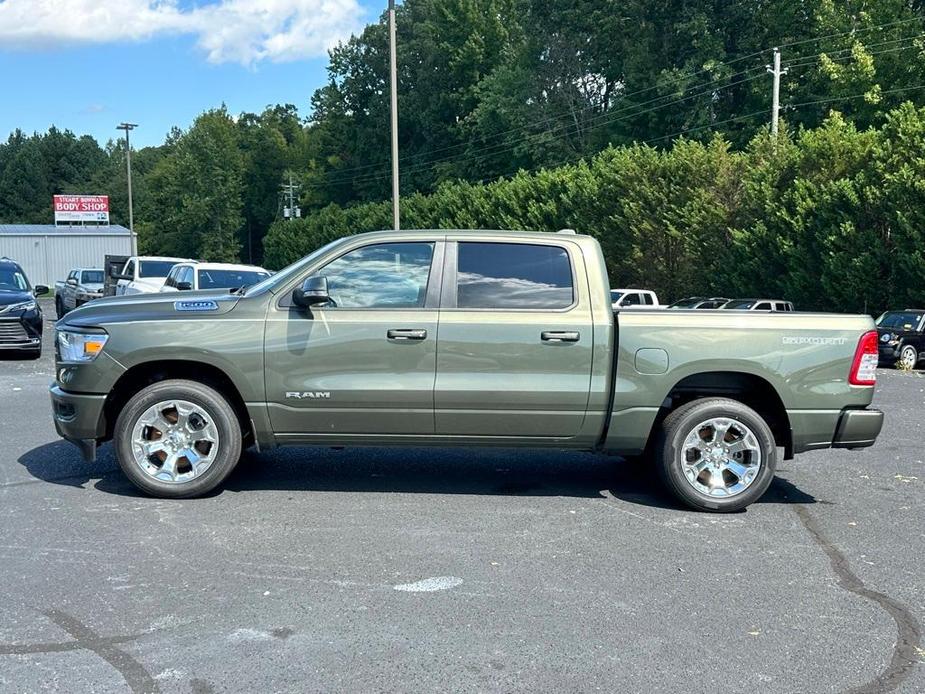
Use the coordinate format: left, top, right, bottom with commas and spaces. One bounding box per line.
102, 360, 253, 444
651, 371, 792, 458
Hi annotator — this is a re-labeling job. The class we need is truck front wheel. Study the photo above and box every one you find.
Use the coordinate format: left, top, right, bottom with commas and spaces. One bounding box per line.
656, 398, 777, 512
113, 379, 242, 498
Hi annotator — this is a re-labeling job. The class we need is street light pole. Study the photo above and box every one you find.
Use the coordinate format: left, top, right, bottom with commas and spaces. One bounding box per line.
388, 0, 400, 230
117, 122, 138, 255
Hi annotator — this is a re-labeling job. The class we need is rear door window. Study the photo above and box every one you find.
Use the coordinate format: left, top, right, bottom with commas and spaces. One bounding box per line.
456, 242, 573, 309
755, 302, 772, 310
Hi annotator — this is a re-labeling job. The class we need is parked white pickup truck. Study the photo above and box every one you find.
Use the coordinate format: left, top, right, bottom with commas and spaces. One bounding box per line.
55, 268, 105, 318
112, 256, 192, 295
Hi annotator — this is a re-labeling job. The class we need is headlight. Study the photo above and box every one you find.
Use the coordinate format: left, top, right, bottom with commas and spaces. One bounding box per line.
57, 330, 108, 362
3, 300, 36, 312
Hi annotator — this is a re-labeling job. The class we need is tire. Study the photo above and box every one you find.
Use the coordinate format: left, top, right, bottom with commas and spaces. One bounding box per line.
55, 298, 66, 319
655, 397, 777, 512
113, 379, 242, 498
899, 345, 918, 370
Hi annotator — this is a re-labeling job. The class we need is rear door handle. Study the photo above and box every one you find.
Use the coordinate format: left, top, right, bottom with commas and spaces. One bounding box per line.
387, 328, 427, 341
541, 331, 580, 343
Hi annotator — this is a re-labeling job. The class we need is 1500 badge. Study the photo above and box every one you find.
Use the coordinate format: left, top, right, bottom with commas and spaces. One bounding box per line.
175, 300, 220, 312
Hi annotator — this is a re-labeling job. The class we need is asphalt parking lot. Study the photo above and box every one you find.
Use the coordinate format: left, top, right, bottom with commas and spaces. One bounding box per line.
0, 301, 922, 693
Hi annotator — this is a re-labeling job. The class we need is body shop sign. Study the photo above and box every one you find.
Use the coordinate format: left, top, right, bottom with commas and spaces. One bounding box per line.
53, 195, 110, 223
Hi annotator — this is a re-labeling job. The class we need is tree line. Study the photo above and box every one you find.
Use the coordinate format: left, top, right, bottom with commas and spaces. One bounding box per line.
264, 104, 925, 314
0, 0, 923, 291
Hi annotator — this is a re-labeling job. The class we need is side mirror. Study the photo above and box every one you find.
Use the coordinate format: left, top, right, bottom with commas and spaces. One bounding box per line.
176, 281, 193, 291
292, 276, 330, 308
34, 285, 50, 296
66, 277, 78, 286
110, 267, 130, 280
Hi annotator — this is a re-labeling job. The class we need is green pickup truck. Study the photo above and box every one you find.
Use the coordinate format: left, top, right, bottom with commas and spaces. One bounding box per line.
50, 230, 883, 511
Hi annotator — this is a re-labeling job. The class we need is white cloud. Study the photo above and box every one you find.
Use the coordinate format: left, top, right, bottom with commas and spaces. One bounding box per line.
0, 0, 364, 66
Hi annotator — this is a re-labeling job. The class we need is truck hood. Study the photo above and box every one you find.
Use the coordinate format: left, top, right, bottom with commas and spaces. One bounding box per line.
57, 289, 242, 329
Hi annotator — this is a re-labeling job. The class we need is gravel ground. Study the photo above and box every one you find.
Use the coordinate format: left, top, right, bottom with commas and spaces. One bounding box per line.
0, 300, 922, 693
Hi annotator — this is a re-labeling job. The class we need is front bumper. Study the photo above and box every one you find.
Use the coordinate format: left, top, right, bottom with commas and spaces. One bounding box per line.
0, 313, 42, 350
832, 408, 884, 449
49, 384, 107, 462
878, 345, 900, 365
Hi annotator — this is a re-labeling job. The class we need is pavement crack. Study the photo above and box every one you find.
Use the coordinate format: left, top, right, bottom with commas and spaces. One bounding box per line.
793, 504, 922, 693
41, 610, 159, 694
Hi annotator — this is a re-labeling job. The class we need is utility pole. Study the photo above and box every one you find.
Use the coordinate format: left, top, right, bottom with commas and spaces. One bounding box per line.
388, 0, 400, 230
767, 48, 787, 137
280, 173, 300, 222
116, 122, 138, 255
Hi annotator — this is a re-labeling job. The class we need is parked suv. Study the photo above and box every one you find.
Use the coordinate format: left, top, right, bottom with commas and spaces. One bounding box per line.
0, 257, 48, 359
667, 297, 730, 310
876, 309, 925, 369
721, 299, 795, 312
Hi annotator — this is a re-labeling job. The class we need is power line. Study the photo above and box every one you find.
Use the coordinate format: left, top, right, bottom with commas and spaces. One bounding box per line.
306, 16, 925, 192
316, 70, 770, 188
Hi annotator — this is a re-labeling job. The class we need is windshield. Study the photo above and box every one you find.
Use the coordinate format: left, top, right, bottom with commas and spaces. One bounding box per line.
81, 270, 104, 284
877, 312, 923, 330
199, 269, 270, 290
669, 297, 701, 308
610, 291, 624, 302
139, 261, 180, 278
722, 300, 755, 310
244, 237, 354, 296
0, 267, 30, 292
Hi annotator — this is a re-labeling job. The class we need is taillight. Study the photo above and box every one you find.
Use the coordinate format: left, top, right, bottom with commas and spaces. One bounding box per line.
849, 330, 878, 386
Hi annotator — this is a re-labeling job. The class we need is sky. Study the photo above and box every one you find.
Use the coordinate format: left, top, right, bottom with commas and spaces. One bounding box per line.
0, 0, 380, 148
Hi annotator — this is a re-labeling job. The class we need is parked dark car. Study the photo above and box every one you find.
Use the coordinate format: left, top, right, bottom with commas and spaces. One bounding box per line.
876, 310, 925, 369
0, 257, 48, 359
667, 296, 730, 309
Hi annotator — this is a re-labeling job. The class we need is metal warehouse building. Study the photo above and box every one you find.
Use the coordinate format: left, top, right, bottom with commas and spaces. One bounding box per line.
0, 225, 134, 286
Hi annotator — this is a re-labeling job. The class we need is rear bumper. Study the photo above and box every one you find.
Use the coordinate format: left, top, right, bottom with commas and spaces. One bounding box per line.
49, 384, 107, 462
832, 408, 884, 449
789, 407, 883, 453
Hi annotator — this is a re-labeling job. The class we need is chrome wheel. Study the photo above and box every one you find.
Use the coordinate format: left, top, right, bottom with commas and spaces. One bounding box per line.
130, 399, 219, 484
900, 346, 917, 370
680, 417, 762, 498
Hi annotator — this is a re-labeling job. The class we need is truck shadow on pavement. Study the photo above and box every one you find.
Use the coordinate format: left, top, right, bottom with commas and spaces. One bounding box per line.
17, 441, 816, 511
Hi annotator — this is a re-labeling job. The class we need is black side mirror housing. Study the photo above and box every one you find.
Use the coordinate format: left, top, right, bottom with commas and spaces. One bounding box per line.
292, 276, 330, 308
176, 281, 193, 291
34, 285, 50, 296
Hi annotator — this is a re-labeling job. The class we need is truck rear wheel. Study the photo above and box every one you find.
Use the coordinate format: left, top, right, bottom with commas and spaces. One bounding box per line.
113, 379, 242, 498
656, 398, 777, 512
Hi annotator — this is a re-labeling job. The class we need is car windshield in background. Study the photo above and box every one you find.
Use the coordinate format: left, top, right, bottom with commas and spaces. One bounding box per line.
199, 270, 270, 290
877, 312, 923, 329
138, 261, 179, 278
669, 298, 701, 308
610, 291, 624, 302
81, 271, 104, 284
723, 300, 755, 310
0, 268, 29, 292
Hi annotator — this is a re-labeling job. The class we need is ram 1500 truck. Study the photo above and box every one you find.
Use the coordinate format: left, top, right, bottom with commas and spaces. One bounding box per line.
49, 230, 884, 511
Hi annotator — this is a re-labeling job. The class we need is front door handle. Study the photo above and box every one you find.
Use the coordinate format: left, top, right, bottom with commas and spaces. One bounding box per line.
542, 331, 580, 343
387, 328, 427, 341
